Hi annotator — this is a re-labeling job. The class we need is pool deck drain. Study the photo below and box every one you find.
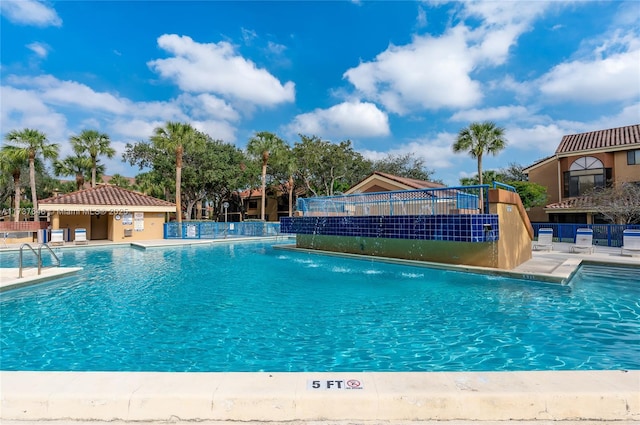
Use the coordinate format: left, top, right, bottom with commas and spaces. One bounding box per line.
1, 238, 639, 422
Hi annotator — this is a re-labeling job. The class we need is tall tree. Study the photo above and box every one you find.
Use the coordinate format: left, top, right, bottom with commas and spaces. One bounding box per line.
70, 129, 115, 188
452, 121, 507, 212
54, 154, 93, 191
0, 147, 24, 222
150, 121, 196, 223
108, 174, 133, 189
246, 131, 287, 221
372, 152, 435, 181
293, 135, 371, 197
4, 129, 59, 221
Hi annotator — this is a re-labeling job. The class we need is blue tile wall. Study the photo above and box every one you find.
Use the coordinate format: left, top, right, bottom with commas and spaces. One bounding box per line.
280, 214, 499, 242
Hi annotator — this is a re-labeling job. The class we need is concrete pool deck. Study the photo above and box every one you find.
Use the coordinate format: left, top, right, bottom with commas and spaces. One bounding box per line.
1, 237, 639, 423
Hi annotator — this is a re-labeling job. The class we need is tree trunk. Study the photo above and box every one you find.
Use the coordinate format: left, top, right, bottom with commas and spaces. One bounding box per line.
260, 161, 267, 221
29, 155, 39, 221
13, 173, 20, 222
176, 146, 183, 223
196, 200, 203, 220
91, 156, 97, 188
186, 199, 197, 221
288, 175, 294, 217
477, 155, 484, 214
76, 173, 84, 191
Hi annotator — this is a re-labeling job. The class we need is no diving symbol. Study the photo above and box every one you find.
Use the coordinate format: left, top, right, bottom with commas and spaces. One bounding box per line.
346, 379, 362, 389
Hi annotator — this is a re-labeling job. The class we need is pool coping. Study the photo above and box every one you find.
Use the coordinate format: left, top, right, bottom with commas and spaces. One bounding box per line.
1, 239, 639, 422
1, 370, 638, 422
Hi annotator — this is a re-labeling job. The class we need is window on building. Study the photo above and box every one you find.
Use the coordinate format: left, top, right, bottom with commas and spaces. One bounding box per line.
628, 150, 640, 165
248, 200, 258, 209
563, 156, 611, 197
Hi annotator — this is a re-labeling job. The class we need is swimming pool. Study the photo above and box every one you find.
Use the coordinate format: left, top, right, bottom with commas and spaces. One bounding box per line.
1, 242, 638, 372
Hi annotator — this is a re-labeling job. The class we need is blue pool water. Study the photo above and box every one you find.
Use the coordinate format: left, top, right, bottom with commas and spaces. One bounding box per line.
1, 242, 639, 372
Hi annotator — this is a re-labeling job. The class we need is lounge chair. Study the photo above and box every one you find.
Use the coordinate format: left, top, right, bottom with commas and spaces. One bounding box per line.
570, 228, 595, 254
50, 229, 65, 246
74, 228, 88, 245
621, 229, 640, 257
533, 228, 554, 251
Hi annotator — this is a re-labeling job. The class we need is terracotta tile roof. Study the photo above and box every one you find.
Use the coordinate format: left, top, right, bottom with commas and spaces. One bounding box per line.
545, 196, 594, 210
555, 124, 640, 154
40, 184, 175, 208
370, 171, 445, 189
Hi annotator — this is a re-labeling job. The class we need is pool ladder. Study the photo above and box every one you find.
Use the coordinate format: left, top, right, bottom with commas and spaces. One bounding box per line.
18, 243, 61, 278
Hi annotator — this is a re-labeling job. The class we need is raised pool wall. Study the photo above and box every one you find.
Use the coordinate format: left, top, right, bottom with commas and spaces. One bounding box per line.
281, 188, 533, 270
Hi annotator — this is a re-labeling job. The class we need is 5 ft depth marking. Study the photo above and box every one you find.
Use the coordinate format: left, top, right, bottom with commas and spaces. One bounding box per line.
307, 379, 363, 390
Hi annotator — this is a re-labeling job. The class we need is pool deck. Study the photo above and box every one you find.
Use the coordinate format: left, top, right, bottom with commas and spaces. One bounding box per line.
1, 237, 639, 423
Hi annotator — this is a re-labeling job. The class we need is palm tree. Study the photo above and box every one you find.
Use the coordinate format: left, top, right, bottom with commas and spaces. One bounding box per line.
108, 173, 132, 189
70, 129, 115, 188
452, 121, 507, 213
247, 131, 287, 221
4, 129, 59, 221
135, 172, 165, 198
0, 147, 24, 222
53, 154, 93, 191
151, 122, 196, 223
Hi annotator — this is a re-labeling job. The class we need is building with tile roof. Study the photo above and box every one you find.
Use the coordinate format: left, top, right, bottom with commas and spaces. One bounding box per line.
38, 185, 176, 242
345, 171, 445, 194
523, 124, 640, 223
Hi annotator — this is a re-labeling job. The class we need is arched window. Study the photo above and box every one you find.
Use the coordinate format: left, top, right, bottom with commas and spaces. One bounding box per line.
564, 156, 610, 197
569, 156, 603, 171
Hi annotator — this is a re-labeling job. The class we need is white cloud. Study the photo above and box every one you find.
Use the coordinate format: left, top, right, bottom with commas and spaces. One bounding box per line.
0, 85, 67, 140
538, 48, 640, 103
26, 42, 49, 58
110, 119, 165, 141
450, 105, 530, 123
416, 6, 427, 28
178, 93, 240, 122
505, 124, 568, 154
192, 120, 237, 143
361, 131, 458, 171
286, 101, 390, 138
343, 1, 556, 116
0, 0, 62, 27
148, 34, 295, 107
344, 26, 482, 114
8, 75, 129, 114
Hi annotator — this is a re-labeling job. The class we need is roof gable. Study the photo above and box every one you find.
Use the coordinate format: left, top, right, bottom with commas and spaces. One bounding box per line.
346, 171, 445, 194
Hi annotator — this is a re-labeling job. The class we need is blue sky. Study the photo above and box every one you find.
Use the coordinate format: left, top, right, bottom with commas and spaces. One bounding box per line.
1, 0, 639, 186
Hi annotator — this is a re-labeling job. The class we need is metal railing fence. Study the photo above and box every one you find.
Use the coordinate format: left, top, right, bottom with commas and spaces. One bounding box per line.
531, 223, 640, 247
164, 221, 282, 239
297, 185, 490, 217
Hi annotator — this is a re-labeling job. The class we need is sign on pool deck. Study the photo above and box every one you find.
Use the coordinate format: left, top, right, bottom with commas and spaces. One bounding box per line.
307, 379, 364, 390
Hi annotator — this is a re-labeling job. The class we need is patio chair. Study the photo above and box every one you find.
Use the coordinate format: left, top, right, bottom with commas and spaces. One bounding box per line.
621, 229, 640, 257
533, 228, 554, 251
570, 228, 595, 254
74, 228, 88, 245
50, 229, 65, 246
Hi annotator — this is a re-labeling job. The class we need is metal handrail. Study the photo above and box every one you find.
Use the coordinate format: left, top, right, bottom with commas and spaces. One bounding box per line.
18, 243, 39, 278
18, 243, 60, 278
39, 243, 60, 270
